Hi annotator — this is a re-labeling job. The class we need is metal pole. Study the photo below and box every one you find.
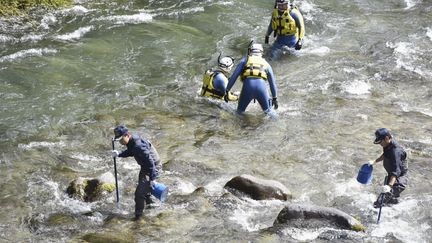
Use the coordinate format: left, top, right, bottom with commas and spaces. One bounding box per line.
112, 138, 119, 203
377, 176, 388, 224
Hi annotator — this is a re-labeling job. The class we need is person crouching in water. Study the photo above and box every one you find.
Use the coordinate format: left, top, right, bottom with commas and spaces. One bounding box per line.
111, 125, 162, 220
265, 0, 305, 60
369, 128, 408, 207
224, 42, 278, 114
201, 54, 238, 101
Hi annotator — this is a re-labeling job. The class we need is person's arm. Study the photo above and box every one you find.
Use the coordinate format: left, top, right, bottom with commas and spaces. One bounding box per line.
265, 18, 274, 38
374, 154, 384, 163
118, 149, 132, 158
266, 63, 277, 98
136, 142, 158, 181
291, 8, 305, 39
226, 57, 246, 92
212, 73, 228, 96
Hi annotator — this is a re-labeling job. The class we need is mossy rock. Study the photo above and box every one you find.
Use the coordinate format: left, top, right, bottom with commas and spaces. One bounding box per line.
47, 213, 77, 226
81, 231, 136, 243
66, 173, 116, 202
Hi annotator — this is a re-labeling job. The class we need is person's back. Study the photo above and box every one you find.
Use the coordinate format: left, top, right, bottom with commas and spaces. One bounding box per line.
225, 43, 278, 114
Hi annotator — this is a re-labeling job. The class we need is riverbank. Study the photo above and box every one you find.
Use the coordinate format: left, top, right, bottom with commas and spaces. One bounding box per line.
0, 0, 71, 16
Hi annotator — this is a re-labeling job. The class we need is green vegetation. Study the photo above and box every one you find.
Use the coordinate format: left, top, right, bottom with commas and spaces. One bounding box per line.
0, 0, 72, 16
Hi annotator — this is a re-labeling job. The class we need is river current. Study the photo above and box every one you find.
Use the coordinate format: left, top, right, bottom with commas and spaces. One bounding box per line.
0, 0, 431, 242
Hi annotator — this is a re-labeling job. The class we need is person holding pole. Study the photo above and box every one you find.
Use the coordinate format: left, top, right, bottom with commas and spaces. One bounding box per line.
111, 125, 162, 220
369, 128, 408, 208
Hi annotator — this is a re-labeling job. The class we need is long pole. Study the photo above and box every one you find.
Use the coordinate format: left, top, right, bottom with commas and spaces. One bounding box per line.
377, 176, 388, 224
112, 138, 120, 203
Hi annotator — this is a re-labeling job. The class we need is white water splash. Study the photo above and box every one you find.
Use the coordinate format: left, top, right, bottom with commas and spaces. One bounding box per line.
0, 48, 57, 63
63, 5, 90, 15
426, 27, 432, 42
404, 0, 420, 9
55, 26, 94, 41
40, 13, 57, 30
342, 79, 371, 95
386, 41, 424, 76
97, 12, 153, 25
370, 197, 429, 243
0, 34, 15, 43
18, 141, 66, 150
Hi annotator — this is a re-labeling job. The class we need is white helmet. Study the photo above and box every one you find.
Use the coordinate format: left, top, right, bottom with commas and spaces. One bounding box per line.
276, 0, 289, 10
248, 43, 264, 55
218, 55, 234, 72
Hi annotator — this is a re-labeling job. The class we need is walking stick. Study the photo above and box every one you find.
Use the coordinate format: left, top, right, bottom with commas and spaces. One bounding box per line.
112, 138, 120, 203
377, 176, 388, 224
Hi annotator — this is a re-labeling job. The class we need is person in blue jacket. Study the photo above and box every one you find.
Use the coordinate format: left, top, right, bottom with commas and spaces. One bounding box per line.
265, 0, 305, 60
224, 42, 278, 114
201, 54, 238, 101
111, 125, 162, 220
369, 128, 408, 207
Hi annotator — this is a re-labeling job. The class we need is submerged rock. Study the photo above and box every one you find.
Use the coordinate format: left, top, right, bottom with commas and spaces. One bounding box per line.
224, 174, 292, 201
274, 203, 365, 232
66, 172, 116, 202
81, 231, 136, 243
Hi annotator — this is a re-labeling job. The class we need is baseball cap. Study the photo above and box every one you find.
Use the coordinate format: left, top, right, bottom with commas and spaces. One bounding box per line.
114, 125, 128, 139
374, 128, 390, 144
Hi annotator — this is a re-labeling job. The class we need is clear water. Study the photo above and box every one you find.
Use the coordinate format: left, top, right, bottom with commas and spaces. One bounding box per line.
1, 0, 431, 242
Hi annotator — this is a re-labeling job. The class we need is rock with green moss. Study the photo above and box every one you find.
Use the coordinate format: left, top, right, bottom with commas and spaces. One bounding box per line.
0, 0, 72, 16
66, 172, 116, 202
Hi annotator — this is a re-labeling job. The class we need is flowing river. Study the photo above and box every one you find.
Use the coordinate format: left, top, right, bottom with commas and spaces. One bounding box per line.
1, 0, 431, 242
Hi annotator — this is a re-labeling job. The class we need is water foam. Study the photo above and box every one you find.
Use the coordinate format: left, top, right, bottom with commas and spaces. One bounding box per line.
0, 48, 57, 63
426, 27, 432, 41
342, 79, 371, 95
97, 12, 153, 25
18, 141, 66, 149
55, 26, 94, 41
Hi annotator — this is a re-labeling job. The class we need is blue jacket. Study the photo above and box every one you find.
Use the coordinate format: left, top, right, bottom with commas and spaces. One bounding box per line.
119, 134, 160, 180
383, 140, 408, 178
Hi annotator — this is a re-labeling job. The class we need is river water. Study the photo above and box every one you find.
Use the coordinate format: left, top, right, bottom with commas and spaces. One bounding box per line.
0, 0, 431, 242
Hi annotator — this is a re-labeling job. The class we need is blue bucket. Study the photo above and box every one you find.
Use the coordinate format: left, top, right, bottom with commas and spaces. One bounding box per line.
151, 182, 168, 202
357, 164, 373, 184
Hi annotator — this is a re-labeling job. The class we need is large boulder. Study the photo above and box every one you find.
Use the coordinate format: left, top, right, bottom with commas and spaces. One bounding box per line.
224, 174, 292, 201
274, 203, 365, 232
66, 172, 116, 202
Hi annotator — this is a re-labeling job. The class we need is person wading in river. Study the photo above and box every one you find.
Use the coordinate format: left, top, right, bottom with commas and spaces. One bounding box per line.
265, 0, 305, 60
111, 125, 162, 220
369, 128, 408, 207
201, 54, 239, 101
224, 42, 278, 114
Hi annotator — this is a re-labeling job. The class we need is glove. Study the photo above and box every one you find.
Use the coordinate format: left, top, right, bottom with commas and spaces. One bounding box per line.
381, 185, 392, 194
223, 91, 229, 103
272, 97, 278, 110
150, 180, 156, 188
265, 35, 269, 44
295, 38, 303, 50
112, 150, 119, 158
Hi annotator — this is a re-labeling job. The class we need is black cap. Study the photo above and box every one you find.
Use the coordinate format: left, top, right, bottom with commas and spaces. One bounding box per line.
114, 125, 128, 139
374, 128, 390, 144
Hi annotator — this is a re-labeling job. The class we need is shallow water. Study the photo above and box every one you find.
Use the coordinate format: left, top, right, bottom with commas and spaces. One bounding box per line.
0, 0, 431, 242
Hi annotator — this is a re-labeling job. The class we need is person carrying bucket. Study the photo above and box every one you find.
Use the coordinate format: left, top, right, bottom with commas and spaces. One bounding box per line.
111, 125, 163, 220
369, 128, 408, 208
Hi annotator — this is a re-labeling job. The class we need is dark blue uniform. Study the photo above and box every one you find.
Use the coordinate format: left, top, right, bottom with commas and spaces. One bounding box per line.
383, 140, 408, 197
119, 134, 161, 217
